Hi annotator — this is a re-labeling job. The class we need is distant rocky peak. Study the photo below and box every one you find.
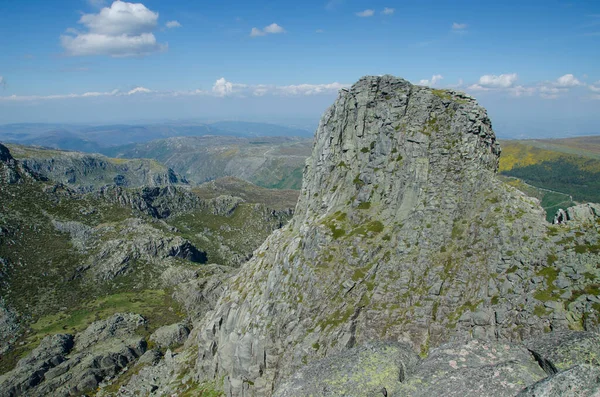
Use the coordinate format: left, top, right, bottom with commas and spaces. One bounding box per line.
294, 75, 501, 226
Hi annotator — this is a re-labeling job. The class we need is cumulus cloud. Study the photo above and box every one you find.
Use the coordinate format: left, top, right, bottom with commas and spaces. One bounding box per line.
0, 76, 6, 89
418, 74, 443, 86
165, 20, 182, 29
452, 22, 468, 30
555, 74, 582, 87
382, 7, 395, 15
476, 73, 518, 88
61, 1, 166, 57
213, 78, 235, 96
356, 9, 375, 17
589, 83, 600, 93
250, 23, 285, 37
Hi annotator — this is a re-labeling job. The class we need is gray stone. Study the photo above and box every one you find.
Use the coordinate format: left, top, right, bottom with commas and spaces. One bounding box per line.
150, 323, 190, 349
524, 331, 600, 371
517, 365, 600, 397
274, 342, 420, 397
394, 340, 547, 397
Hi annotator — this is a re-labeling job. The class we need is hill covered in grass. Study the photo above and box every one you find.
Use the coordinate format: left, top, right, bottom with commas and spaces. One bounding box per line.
499, 136, 600, 220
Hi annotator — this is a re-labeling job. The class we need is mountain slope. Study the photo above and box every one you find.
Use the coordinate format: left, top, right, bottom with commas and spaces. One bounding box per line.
103, 136, 312, 188
0, 144, 296, 380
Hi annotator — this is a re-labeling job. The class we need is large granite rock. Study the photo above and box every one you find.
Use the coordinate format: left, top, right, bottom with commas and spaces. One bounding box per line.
274, 342, 419, 397
517, 365, 600, 397
393, 339, 547, 396
524, 331, 600, 372
182, 76, 600, 396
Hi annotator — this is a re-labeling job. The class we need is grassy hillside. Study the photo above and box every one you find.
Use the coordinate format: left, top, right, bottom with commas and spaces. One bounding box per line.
498, 136, 600, 220
103, 136, 312, 189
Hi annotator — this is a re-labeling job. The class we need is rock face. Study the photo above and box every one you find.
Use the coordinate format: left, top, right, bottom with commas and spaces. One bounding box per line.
178, 76, 600, 396
0, 313, 146, 397
6, 143, 187, 191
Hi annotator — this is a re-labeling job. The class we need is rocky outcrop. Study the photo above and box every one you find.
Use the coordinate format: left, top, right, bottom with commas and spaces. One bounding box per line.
555, 203, 600, 225
517, 364, 600, 397
53, 218, 207, 282
0, 313, 146, 397
274, 342, 420, 397
6, 144, 187, 191
175, 76, 600, 396
0, 298, 19, 355
150, 323, 191, 349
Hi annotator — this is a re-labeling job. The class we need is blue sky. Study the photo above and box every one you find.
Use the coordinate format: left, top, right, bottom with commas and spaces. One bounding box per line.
0, 0, 599, 137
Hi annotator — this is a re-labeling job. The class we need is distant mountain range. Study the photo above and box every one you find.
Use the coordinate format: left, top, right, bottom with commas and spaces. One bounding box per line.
0, 121, 314, 153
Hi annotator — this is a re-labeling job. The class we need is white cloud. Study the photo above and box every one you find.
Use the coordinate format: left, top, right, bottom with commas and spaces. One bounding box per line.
382, 7, 395, 15
276, 82, 348, 95
250, 27, 266, 37
212, 78, 234, 96
477, 73, 518, 88
555, 73, 582, 87
418, 74, 444, 86
264, 23, 285, 34
126, 86, 152, 95
316, 29, 324, 33
61, 32, 165, 57
356, 9, 375, 17
61, 1, 165, 57
0, 87, 155, 102
509, 85, 536, 97
589, 84, 600, 93
212, 78, 249, 97
79, 1, 158, 36
466, 84, 488, 91
165, 20, 182, 29
0, 79, 349, 102
0, 76, 6, 89
250, 23, 285, 37
452, 22, 468, 30
539, 85, 567, 99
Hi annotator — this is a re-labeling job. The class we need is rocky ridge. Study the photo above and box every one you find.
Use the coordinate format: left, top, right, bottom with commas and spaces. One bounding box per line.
147, 75, 600, 396
6, 144, 187, 191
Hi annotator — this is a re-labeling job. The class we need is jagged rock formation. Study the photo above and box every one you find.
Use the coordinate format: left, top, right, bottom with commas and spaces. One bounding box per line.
0, 313, 147, 397
161, 75, 600, 396
6, 144, 187, 191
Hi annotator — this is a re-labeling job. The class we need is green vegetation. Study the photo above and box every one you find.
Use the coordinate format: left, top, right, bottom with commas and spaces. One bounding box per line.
357, 201, 371, 209
499, 138, 600, 221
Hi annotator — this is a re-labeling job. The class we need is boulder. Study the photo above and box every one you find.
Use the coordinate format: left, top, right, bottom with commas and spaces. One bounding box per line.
274, 342, 420, 397
150, 323, 191, 349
